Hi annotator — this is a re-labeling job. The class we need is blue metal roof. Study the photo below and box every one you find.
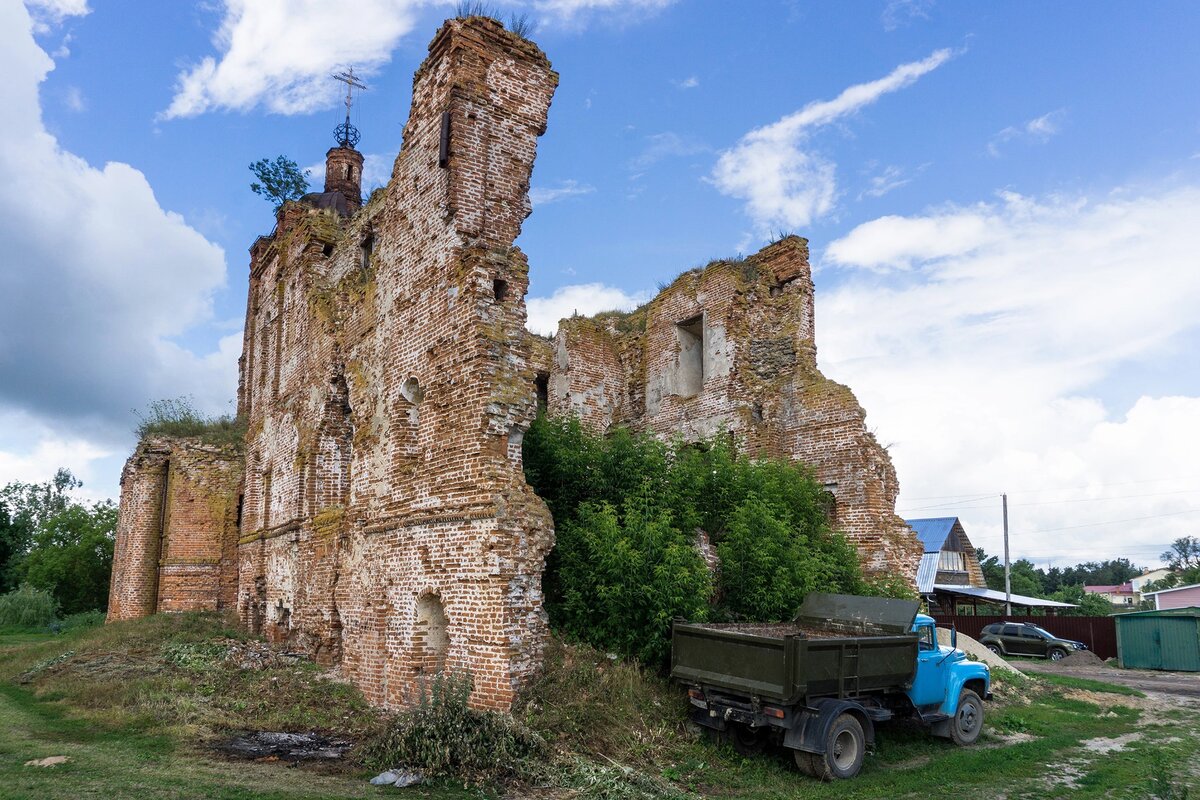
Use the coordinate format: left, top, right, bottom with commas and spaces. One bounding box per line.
916, 553, 940, 594
905, 517, 960, 553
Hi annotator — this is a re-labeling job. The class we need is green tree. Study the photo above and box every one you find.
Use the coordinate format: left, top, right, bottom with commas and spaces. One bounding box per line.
20, 500, 116, 615
1050, 584, 1116, 616
0, 469, 79, 591
249, 155, 311, 213
1162, 536, 1200, 572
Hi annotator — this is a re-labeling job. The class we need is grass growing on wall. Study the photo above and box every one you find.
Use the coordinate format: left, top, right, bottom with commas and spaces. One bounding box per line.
134, 397, 246, 447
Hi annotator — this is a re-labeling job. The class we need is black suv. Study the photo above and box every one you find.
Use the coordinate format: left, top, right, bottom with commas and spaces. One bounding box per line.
978, 622, 1087, 661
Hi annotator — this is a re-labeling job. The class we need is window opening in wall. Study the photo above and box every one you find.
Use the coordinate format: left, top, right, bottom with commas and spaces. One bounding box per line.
344, 163, 351, 180
492, 278, 508, 302
821, 482, 839, 527
262, 466, 273, 529
438, 111, 451, 168
676, 314, 704, 397
322, 243, 334, 258
360, 233, 374, 271
535, 372, 549, 410
316, 374, 353, 510
235, 493, 244, 530
414, 594, 448, 674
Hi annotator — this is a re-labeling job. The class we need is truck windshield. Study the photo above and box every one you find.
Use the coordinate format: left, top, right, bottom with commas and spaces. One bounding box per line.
917, 625, 935, 651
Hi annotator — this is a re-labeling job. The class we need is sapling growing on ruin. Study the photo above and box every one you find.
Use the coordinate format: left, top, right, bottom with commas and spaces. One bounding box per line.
249, 155, 311, 212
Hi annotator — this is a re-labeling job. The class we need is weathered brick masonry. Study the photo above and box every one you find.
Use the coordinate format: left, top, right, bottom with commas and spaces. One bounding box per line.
537, 238, 922, 580
108, 16, 921, 711
107, 437, 242, 621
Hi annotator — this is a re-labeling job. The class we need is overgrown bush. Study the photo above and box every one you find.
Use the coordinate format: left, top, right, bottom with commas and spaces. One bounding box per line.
0, 583, 59, 630
524, 415, 875, 663
134, 397, 245, 447
363, 672, 546, 782
556, 495, 710, 665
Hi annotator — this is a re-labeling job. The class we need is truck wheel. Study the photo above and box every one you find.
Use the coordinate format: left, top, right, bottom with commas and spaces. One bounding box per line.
807, 713, 865, 781
729, 724, 766, 756
1048, 647, 1067, 662
792, 750, 821, 778
950, 689, 984, 746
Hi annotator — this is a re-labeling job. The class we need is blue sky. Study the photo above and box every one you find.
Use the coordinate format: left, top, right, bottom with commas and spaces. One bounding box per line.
3, 0, 1199, 571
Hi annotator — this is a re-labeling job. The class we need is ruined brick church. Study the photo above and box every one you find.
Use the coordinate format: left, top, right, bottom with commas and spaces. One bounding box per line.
107, 17, 922, 710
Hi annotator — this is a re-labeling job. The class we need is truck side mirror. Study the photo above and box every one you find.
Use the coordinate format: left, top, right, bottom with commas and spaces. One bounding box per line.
951, 624, 957, 650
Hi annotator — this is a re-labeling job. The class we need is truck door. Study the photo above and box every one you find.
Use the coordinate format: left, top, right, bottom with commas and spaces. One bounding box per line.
908, 623, 948, 710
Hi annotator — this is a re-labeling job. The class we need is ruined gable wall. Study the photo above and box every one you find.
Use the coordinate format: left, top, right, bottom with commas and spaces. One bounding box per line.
235, 17, 557, 710
107, 437, 242, 622
548, 237, 922, 583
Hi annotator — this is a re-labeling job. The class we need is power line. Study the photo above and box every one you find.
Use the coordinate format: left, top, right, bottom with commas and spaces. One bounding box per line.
1012, 489, 1200, 508
1024, 508, 1200, 534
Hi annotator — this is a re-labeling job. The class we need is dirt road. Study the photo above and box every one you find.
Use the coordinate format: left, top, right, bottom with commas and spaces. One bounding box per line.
1018, 658, 1200, 700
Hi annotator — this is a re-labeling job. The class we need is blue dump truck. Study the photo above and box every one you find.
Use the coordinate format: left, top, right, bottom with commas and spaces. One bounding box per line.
670, 593, 991, 780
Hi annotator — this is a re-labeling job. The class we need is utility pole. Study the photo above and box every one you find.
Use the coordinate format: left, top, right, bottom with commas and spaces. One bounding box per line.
1003, 492, 1011, 616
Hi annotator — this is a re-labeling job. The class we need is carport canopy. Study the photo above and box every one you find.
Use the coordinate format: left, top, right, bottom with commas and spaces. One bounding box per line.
931, 584, 1077, 613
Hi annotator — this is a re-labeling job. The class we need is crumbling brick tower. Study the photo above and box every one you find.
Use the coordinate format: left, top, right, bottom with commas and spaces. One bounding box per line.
232, 17, 557, 710
537, 238, 923, 581
107, 437, 242, 621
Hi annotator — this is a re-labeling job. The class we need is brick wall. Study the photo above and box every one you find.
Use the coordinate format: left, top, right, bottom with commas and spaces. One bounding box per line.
546, 238, 923, 584
107, 437, 242, 622
231, 16, 557, 710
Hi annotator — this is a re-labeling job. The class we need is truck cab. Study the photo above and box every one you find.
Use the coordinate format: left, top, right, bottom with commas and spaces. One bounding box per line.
908, 615, 991, 745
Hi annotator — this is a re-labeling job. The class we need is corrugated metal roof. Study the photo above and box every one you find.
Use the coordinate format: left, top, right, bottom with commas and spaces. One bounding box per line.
905, 517, 959, 553
1112, 606, 1200, 618
916, 553, 940, 594
931, 584, 1078, 608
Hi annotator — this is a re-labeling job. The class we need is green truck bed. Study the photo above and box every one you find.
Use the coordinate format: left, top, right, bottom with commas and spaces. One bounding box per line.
670, 593, 921, 705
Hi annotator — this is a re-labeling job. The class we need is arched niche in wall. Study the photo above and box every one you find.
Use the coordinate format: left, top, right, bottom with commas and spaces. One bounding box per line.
413, 593, 448, 675
315, 372, 353, 510
400, 375, 423, 426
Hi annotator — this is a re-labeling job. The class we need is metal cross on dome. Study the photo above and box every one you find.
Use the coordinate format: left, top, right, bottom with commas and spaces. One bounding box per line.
331, 67, 368, 148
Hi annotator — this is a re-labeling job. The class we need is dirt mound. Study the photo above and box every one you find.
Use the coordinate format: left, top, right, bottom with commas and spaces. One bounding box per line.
937, 628, 1024, 676
1058, 650, 1106, 667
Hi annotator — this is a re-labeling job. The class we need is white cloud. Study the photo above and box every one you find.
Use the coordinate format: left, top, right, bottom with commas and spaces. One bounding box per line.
630, 131, 709, 170
988, 109, 1066, 157
882, 0, 934, 31
525, 283, 650, 336
0, 2, 236, 498
529, 179, 595, 206
162, 0, 426, 119
63, 84, 84, 111
673, 75, 699, 89
819, 185, 1200, 567
859, 163, 923, 199
711, 48, 954, 234
23, 0, 88, 31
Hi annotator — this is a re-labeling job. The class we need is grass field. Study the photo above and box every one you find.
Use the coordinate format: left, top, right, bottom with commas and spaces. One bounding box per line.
1, 616, 1197, 799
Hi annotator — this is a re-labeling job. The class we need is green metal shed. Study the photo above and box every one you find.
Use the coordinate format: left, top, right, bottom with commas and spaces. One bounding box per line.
1113, 607, 1200, 672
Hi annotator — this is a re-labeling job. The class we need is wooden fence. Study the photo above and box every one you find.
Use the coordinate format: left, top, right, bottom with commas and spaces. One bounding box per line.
932, 614, 1118, 661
